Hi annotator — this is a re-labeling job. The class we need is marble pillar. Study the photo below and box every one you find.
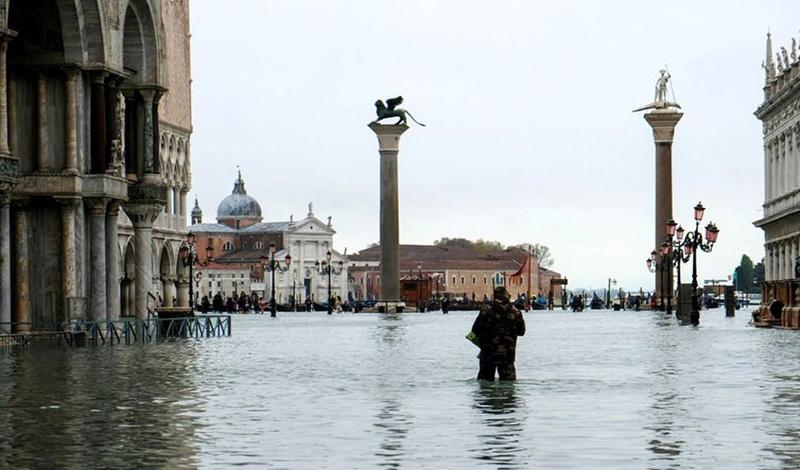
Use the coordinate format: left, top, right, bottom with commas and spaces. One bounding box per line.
176, 278, 189, 308
36, 72, 48, 171
64, 68, 78, 174
0, 190, 9, 325
765, 246, 772, 282
163, 277, 176, 307
369, 122, 408, 302
0, 39, 10, 155
140, 90, 156, 173
14, 201, 29, 332
643, 110, 683, 299
106, 201, 121, 320
87, 198, 107, 321
124, 206, 160, 320
90, 73, 107, 173
56, 197, 80, 321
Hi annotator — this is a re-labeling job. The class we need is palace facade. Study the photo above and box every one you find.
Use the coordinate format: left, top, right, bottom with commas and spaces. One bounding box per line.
754, 32, 800, 282
189, 173, 348, 305
0, 0, 193, 329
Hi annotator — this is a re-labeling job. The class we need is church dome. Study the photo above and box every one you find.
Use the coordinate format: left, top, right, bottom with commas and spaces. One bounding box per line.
216, 172, 262, 223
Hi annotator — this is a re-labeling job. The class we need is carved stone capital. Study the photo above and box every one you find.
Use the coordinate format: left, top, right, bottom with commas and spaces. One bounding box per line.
123, 203, 162, 228
106, 199, 122, 217
85, 197, 108, 215
54, 196, 81, 209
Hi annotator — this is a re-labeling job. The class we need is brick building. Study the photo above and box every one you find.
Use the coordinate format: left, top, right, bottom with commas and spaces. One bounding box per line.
348, 244, 564, 306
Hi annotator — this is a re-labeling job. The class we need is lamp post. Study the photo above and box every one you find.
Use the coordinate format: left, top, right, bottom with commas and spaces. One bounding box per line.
646, 241, 672, 314
417, 263, 424, 312
178, 232, 214, 315
606, 278, 617, 309
683, 202, 720, 326
292, 270, 298, 312
260, 241, 291, 318
665, 219, 692, 320
316, 250, 343, 315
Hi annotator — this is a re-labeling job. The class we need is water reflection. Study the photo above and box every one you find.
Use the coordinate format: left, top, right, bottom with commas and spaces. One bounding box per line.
470, 381, 527, 468
373, 397, 413, 468
643, 321, 685, 464
0, 345, 203, 468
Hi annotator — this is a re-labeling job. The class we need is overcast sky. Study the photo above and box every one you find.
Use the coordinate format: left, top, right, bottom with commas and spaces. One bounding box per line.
189, 1, 796, 291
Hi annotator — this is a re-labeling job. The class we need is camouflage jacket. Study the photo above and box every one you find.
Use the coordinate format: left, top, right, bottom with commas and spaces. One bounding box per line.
471, 300, 526, 363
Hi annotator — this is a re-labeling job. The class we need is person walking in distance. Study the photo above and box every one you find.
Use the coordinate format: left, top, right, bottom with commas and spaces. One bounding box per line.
471, 286, 526, 381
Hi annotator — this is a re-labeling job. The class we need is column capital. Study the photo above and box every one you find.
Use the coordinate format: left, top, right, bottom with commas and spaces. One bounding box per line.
368, 122, 409, 152
643, 110, 683, 143
123, 203, 162, 228
54, 196, 81, 208
107, 199, 122, 216
86, 197, 108, 215
90, 71, 108, 85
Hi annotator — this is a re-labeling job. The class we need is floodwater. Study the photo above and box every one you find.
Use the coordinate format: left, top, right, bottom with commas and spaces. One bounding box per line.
1, 308, 799, 468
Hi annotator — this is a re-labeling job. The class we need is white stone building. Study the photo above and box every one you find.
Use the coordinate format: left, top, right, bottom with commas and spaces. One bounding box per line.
755, 32, 800, 281
189, 173, 348, 307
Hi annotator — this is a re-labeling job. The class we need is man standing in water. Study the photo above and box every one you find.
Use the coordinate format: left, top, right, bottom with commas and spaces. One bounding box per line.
472, 286, 526, 380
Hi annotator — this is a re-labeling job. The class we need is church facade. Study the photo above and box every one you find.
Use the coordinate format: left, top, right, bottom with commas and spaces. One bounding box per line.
189, 173, 348, 306
0, 0, 193, 329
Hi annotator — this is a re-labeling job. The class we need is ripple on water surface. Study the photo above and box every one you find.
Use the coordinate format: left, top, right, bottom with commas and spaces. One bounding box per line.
1, 308, 799, 468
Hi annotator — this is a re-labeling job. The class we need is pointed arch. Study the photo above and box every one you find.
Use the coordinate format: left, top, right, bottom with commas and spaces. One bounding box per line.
121, 0, 160, 85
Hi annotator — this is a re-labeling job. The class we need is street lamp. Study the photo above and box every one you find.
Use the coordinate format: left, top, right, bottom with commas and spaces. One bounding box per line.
315, 250, 343, 315
417, 263, 425, 312
178, 232, 214, 316
682, 202, 720, 326
665, 221, 692, 321
260, 241, 291, 318
646, 242, 672, 313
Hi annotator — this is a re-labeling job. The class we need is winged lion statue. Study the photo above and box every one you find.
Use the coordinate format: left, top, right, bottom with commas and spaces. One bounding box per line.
371, 96, 426, 126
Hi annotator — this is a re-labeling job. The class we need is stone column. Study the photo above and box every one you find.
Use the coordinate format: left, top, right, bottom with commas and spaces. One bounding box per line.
14, 201, 30, 332
55, 197, 80, 321
368, 123, 408, 303
163, 276, 176, 307
90, 73, 107, 174
792, 238, 798, 280
139, 90, 157, 174
106, 201, 121, 320
0, 36, 13, 155
64, 68, 79, 174
124, 205, 161, 320
643, 110, 683, 299
765, 142, 772, 202
0, 188, 10, 325
36, 72, 49, 171
765, 245, 772, 282
176, 278, 190, 308
87, 198, 107, 321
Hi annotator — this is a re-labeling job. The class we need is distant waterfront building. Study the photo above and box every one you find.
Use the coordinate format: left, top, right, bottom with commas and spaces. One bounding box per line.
189, 172, 347, 304
0, 0, 193, 327
754, 32, 800, 281
348, 244, 564, 305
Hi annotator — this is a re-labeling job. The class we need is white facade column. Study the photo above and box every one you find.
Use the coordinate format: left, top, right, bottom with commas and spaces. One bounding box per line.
124, 205, 161, 320
765, 143, 771, 202
765, 245, 772, 282
770, 142, 776, 200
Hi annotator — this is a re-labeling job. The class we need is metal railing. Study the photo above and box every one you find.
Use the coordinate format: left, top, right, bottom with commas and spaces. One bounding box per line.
0, 315, 232, 348
63, 315, 232, 345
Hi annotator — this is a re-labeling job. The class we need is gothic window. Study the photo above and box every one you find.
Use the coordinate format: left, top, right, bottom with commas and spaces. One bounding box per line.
483, 276, 487, 284
223, 241, 234, 251
472, 276, 476, 285
255, 241, 264, 249
461, 276, 465, 285
242, 242, 248, 250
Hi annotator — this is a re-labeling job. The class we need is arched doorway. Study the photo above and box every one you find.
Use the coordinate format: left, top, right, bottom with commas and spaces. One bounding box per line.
158, 243, 175, 308
122, 240, 136, 317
